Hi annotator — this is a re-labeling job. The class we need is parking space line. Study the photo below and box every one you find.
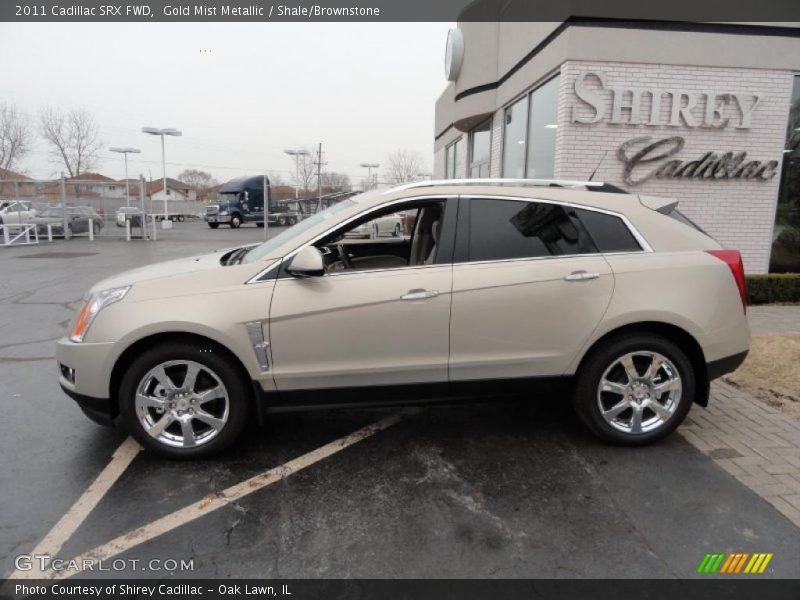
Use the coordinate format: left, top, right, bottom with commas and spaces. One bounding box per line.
32, 411, 407, 580
9, 436, 141, 579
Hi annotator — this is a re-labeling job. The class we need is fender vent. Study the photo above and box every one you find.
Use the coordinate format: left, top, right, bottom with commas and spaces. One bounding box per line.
244, 321, 270, 372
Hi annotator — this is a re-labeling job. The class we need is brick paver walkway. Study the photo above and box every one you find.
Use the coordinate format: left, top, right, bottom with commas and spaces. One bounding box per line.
681, 380, 800, 527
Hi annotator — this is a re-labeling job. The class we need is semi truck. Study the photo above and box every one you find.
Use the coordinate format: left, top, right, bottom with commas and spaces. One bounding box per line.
206, 175, 301, 229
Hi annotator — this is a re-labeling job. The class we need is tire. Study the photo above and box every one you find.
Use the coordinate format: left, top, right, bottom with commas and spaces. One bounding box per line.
178, 215, 185, 222
393, 223, 402, 237
573, 334, 694, 446
118, 342, 250, 459
277, 217, 286, 226
208, 222, 219, 229
93, 222, 101, 235
288, 217, 297, 226
230, 214, 242, 228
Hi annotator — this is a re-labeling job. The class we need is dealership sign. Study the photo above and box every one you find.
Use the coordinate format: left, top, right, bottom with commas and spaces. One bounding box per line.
570, 71, 779, 185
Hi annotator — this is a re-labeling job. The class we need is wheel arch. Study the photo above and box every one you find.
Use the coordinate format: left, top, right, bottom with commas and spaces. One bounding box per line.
109, 331, 255, 420
574, 321, 709, 407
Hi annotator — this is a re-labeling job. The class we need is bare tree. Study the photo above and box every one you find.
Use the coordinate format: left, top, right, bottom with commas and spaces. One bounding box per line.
320, 171, 351, 192
266, 171, 286, 188
177, 168, 218, 200
292, 148, 317, 198
383, 150, 425, 184
0, 102, 32, 174
40, 107, 102, 177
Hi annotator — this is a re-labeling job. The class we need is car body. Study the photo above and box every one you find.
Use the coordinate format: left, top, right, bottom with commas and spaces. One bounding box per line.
0, 200, 36, 226
56, 179, 750, 458
34, 206, 103, 237
116, 206, 143, 227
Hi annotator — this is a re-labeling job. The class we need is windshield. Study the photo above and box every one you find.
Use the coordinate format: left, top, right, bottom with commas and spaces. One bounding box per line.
218, 192, 239, 208
241, 199, 356, 264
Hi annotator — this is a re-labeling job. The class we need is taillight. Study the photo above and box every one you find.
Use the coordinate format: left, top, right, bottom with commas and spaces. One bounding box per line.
705, 250, 747, 314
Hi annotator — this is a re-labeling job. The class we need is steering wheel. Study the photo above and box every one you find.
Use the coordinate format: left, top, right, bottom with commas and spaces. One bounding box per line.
335, 243, 353, 269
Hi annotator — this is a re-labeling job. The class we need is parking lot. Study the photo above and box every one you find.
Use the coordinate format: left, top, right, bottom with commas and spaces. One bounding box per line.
1, 221, 799, 579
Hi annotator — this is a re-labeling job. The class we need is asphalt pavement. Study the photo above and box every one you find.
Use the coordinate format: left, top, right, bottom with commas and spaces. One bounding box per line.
1, 221, 798, 579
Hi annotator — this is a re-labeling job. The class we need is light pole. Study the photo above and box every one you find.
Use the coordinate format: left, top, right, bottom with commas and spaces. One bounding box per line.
284, 148, 309, 199
142, 127, 182, 220
109, 147, 141, 207
360, 162, 379, 190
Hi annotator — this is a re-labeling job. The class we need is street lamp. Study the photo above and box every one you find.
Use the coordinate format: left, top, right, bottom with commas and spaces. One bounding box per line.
109, 147, 141, 207
142, 127, 182, 220
284, 148, 309, 199
360, 162, 379, 190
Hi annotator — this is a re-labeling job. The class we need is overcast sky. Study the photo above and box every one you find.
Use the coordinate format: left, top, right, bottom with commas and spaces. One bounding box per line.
0, 22, 451, 186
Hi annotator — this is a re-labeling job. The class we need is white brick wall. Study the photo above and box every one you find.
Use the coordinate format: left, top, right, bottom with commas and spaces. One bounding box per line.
555, 61, 794, 274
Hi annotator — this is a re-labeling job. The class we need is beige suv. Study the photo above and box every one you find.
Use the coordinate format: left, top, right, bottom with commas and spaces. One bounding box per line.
57, 180, 750, 458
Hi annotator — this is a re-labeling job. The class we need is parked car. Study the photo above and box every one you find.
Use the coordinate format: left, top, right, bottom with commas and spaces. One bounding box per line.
0, 200, 36, 226
34, 206, 103, 237
116, 206, 143, 227
57, 180, 750, 458
344, 213, 403, 239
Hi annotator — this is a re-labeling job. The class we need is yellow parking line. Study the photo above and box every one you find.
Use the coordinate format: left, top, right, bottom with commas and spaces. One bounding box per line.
9, 436, 141, 579
37, 411, 407, 580
758, 553, 774, 573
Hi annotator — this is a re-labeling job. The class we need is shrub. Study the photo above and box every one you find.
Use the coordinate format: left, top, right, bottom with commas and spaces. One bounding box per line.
746, 274, 800, 305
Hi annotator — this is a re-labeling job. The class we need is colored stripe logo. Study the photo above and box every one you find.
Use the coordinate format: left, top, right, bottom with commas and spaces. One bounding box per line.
696, 552, 773, 574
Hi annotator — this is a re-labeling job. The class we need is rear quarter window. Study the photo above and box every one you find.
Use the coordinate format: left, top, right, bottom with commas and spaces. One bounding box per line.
573, 208, 642, 253
664, 207, 708, 235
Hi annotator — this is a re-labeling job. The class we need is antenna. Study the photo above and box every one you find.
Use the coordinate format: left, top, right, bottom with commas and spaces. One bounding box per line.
588, 150, 608, 182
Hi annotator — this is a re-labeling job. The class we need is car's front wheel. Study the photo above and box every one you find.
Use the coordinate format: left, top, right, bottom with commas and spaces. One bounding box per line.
118, 343, 250, 458
573, 334, 694, 445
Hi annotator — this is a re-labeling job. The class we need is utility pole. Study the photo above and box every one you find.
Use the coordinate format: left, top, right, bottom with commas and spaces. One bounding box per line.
314, 142, 326, 209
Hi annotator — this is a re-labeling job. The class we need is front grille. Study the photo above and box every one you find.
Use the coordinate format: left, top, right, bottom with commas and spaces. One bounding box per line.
206, 205, 219, 216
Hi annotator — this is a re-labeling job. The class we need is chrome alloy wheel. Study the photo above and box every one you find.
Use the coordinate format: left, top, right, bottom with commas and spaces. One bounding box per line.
596, 351, 682, 435
135, 360, 229, 448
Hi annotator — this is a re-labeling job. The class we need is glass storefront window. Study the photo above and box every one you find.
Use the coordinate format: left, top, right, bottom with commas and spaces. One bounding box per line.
469, 118, 492, 178
771, 75, 800, 273
526, 76, 559, 179
502, 96, 528, 178
445, 137, 466, 179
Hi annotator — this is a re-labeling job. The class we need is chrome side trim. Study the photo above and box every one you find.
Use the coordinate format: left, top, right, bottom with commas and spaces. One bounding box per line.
245, 192, 653, 283
244, 321, 270, 372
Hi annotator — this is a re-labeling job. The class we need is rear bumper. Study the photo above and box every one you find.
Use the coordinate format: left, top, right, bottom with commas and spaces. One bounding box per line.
707, 350, 749, 381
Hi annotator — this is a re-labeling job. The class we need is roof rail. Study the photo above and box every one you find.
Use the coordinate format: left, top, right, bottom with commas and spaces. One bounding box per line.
384, 178, 608, 193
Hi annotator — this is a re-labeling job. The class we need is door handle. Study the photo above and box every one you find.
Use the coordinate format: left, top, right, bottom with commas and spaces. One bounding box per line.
564, 271, 600, 281
401, 289, 439, 301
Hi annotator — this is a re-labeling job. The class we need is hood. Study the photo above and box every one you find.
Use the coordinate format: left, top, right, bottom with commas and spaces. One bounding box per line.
88, 246, 258, 294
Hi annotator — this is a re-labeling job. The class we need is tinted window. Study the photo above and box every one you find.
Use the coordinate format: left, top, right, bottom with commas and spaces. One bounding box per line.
468, 199, 596, 261
573, 208, 642, 253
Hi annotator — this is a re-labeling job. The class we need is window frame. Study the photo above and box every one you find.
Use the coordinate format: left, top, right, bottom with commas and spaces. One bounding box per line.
454, 195, 651, 266
444, 137, 463, 179
468, 117, 492, 179
501, 73, 560, 179
264, 195, 459, 281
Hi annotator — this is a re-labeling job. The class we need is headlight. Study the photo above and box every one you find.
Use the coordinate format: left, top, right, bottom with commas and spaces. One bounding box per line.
69, 286, 130, 343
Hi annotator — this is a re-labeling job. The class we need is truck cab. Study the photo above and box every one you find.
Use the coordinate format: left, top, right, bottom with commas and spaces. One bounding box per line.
206, 175, 300, 229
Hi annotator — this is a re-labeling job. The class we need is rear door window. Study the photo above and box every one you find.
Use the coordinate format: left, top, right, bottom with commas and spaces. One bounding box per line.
467, 198, 596, 261
572, 208, 642, 253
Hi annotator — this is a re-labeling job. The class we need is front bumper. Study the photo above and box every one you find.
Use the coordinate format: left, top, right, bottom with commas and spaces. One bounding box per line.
207, 215, 231, 223
56, 336, 117, 401
60, 384, 115, 426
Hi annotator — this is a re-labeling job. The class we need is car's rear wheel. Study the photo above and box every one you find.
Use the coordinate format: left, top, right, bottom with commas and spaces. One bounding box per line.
118, 343, 250, 458
573, 334, 694, 445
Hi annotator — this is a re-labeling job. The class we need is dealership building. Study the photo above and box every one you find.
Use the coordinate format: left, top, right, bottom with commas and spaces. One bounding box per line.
433, 21, 800, 274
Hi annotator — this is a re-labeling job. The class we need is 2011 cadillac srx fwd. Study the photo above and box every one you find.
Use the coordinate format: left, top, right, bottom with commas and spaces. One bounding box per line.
56, 180, 750, 458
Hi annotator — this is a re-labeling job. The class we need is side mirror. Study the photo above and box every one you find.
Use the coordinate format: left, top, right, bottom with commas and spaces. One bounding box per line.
287, 246, 325, 277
